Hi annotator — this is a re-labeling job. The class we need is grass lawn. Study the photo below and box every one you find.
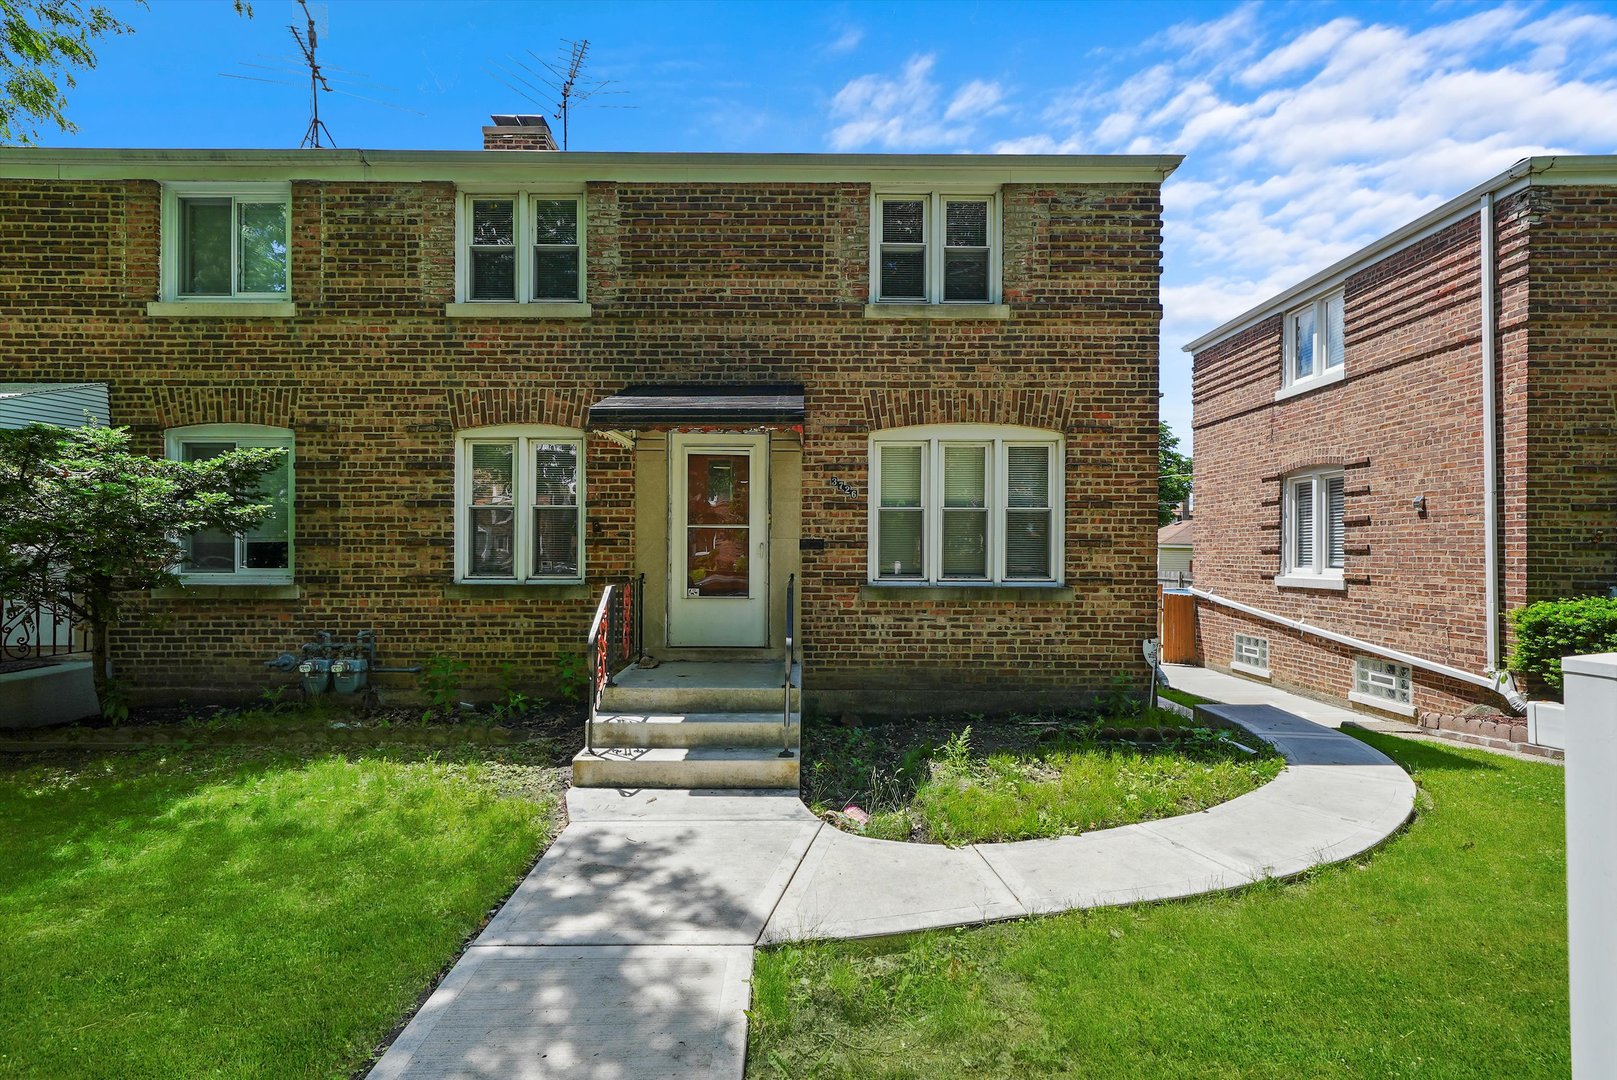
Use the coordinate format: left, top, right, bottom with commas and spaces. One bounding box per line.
751, 731, 1569, 1079
805, 714, 1282, 845
0, 743, 565, 1079
1157, 685, 1216, 709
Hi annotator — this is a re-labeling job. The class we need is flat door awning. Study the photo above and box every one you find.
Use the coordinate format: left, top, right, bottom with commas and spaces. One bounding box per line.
587, 384, 805, 429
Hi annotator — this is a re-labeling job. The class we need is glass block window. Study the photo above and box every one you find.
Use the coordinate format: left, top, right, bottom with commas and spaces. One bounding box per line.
1233, 633, 1269, 674
873, 193, 996, 304
1354, 656, 1412, 707
459, 428, 585, 583
462, 194, 585, 304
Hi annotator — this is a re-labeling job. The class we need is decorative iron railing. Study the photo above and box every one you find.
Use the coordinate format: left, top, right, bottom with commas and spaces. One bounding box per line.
583, 574, 644, 755
780, 572, 796, 758
2, 591, 90, 662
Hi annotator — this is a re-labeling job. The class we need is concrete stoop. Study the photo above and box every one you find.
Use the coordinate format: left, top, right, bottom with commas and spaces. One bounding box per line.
571, 662, 801, 790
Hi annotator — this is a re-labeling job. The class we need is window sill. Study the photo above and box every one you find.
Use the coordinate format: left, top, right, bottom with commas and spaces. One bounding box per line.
859, 583, 1072, 602
1230, 660, 1271, 680
146, 301, 298, 318
1349, 690, 1416, 718
444, 302, 592, 320
863, 303, 1011, 321
1274, 573, 1346, 592
151, 584, 299, 600
444, 582, 593, 600
1274, 366, 1345, 402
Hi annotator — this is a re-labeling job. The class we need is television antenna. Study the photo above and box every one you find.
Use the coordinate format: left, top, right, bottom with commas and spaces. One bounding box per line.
290, 0, 334, 148
485, 38, 634, 150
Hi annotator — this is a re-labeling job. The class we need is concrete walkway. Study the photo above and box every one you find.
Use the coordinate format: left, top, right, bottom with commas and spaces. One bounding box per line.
370, 706, 1414, 1079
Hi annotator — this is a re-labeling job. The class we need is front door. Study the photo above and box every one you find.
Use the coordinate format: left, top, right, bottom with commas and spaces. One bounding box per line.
668, 432, 769, 647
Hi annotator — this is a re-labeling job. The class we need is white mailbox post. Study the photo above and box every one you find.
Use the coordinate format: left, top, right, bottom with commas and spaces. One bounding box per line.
1563, 652, 1617, 1079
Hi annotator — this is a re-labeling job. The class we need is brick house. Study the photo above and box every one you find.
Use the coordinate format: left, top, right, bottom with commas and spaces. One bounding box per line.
1185, 155, 1617, 748
0, 117, 1179, 716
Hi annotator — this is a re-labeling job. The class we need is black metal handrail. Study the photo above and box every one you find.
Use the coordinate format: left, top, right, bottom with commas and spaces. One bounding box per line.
780, 573, 796, 758
583, 574, 644, 755
2, 590, 90, 661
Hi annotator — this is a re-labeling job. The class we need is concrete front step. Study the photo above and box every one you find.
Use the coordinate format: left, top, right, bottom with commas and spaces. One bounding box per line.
592, 711, 801, 749
572, 746, 802, 790
601, 661, 800, 715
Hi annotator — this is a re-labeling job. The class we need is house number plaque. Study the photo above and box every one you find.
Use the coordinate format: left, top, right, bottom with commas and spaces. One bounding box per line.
830, 477, 859, 497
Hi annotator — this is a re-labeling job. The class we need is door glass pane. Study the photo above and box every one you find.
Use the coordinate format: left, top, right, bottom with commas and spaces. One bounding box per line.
686, 453, 750, 596
181, 198, 232, 295
237, 201, 288, 294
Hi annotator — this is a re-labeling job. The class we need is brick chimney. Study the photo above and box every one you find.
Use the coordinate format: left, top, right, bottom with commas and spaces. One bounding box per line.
482, 114, 559, 151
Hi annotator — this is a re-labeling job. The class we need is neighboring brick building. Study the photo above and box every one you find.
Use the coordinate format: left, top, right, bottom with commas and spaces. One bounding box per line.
0, 118, 1180, 714
1186, 155, 1617, 748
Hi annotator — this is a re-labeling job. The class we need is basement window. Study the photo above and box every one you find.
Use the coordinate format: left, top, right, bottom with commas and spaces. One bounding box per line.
1232, 633, 1270, 677
164, 425, 294, 583
1351, 655, 1414, 715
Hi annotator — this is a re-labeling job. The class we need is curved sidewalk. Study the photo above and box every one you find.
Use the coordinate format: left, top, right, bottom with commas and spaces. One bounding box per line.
370, 708, 1414, 1079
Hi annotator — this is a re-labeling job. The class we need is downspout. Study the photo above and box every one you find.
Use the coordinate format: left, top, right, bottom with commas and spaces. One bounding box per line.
1479, 192, 1528, 714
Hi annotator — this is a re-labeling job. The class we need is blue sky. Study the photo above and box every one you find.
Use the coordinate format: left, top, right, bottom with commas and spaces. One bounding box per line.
51, 0, 1617, 449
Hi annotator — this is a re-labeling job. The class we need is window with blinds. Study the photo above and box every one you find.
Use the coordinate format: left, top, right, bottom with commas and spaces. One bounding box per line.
1284, 467, 1346, 579
870, 428, 1059, 585
458, 428, 585, 583
461, 193, 584, 304
873, 193, 996, 304
1284, 291, 1346, 387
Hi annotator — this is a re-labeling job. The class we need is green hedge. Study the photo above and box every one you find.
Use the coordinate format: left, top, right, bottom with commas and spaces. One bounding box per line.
1507, 596, 1617, 696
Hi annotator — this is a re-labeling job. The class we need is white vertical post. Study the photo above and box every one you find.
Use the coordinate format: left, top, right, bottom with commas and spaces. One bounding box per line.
1562, 652, 1617, 1079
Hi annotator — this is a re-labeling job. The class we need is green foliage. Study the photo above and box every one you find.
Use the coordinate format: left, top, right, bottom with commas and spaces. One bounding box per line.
1158, 421, 1193, 527
419, 654, 468, 721
0, 0, 131, 145
488, 662, 540, 724
1507, 595, 1617, 696
553, 652, 588, 702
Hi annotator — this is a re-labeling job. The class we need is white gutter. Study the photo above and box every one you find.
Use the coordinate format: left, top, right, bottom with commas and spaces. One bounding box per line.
1191, 587, 1527, 713
1480, 192, 1500, 673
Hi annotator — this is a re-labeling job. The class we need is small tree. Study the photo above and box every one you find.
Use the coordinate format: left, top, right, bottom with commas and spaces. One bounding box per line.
1159, 422, 1193, 526
0, 423, 284, 711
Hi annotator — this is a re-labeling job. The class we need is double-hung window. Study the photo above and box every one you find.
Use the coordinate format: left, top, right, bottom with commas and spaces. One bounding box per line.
1282, 291, 1345, 391
871, 425, 1060, 585
1281, 467, 1345, 586
162, 183, 291, 300
456, 426, 584, 584
164, 425, 294, 583
460, 194, 584, 303
873, 194, 997, 304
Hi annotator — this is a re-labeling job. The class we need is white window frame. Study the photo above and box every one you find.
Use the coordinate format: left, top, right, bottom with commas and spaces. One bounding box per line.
1351, 655, 1415, 716
164, 424, 295, 585
455, 191, 586, 304
870, 192, 1000, 305
1232, 633, 1270, 678
160, 182, 292, 302
867, 424, 1062, 586
454, 424, 586, 585
1278, 467, 1345, 589
1280, 290, 1345, 394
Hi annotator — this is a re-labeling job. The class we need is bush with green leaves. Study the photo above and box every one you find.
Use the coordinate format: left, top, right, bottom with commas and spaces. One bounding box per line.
1507, 595, 1617, 696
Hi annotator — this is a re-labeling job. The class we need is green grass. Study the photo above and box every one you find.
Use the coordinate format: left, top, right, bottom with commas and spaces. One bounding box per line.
808, 716, 1281, 845
0, 744, 564, 1079
1157, 685, 1215, 709
751, 732, 1569, 1079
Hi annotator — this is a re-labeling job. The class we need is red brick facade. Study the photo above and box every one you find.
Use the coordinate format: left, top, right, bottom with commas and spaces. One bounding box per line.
1190, 162, 1617, 732
0, 149, 1174, 713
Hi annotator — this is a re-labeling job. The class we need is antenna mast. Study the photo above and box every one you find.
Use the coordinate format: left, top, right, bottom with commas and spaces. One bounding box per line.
291, 0, 334, 148
553, 38, 588, 151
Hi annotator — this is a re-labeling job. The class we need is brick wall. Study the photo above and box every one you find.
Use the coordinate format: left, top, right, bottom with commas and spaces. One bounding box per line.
0, 176, 1164, 712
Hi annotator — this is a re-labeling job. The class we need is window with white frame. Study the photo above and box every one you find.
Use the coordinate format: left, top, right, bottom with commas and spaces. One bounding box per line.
873, 194, 997, 304
1282, 468, 1345, 580
460, 194, 584, 303
1284, 291, 1345, 387
162, 183, 291, 300
1232, 633, 1270, 676
456, 426, 584, 583
1353, 656, 1412, 710
164, 425, 294, 582
870, 425, 1060, 585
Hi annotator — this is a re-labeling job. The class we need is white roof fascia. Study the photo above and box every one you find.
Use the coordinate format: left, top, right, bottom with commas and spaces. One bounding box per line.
1183, 155, 1617, 355
0, 148, 1183, 186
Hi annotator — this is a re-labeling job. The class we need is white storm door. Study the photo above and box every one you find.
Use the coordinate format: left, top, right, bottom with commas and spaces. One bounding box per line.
668, 432, 769, 647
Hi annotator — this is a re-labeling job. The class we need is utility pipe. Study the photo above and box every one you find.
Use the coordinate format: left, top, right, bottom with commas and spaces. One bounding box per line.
1190, 586, 1527, 711
1480, 191, 1501, 672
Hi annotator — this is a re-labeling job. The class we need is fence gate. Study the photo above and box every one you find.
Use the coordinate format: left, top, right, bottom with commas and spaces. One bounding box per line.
1159, 588, 1197, 665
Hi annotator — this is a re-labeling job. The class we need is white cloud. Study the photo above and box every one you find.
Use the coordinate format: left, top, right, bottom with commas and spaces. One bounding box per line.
826, 26, 863, 56
828, 55, 1006, 150
945, 79, 1007, 122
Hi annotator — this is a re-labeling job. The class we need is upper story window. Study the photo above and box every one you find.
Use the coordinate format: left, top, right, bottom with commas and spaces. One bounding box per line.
459, 194, 584, 303
1280, 467, 1344, 588
1283, 291, 1345, 390
455, 426, 584, 584
873, 194, 998, 305
164, 424, 294, 583
870, 424, 1060, 585
161, 184, 291, 300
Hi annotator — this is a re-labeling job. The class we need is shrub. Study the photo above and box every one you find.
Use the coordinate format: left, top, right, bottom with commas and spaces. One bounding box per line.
1507, 596, 1617, 696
